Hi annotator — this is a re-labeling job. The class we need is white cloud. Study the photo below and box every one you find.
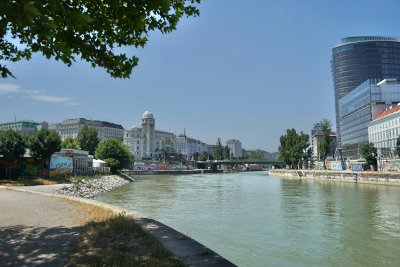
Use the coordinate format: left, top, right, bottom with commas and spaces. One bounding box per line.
0, 83, 21, 95
0, 83, 78, 106
30, 94, 74, 103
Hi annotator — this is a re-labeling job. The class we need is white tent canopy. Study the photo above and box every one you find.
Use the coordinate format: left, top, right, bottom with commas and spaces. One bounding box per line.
93, 159, 107, 167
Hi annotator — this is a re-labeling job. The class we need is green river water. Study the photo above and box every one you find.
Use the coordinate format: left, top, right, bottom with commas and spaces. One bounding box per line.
96, 171, 400, 267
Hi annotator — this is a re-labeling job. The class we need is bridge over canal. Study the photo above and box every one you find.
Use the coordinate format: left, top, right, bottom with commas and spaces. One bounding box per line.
196, 159, 284, 169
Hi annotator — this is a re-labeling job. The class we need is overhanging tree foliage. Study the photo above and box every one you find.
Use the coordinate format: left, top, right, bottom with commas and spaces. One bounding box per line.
95, 138, 132, 173
278, 128, 310, 169
77, 126, 99, 155
0, 130, 26, 179
0, 0, 200, 78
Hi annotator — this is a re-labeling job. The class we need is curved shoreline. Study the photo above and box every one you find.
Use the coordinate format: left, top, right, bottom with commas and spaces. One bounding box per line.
1, 185, 235, 267
56, 174, 133, 199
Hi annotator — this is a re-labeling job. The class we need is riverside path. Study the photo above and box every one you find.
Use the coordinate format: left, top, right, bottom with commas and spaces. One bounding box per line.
0, 186, 85, 266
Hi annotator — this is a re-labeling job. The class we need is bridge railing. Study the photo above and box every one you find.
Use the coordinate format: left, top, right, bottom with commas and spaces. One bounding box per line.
196, 160, 284, 165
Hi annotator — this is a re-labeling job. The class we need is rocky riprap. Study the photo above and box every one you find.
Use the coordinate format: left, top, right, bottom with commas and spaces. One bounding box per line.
55, 175, 133, 199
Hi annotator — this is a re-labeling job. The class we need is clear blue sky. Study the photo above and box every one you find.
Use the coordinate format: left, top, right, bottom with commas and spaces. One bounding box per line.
1, 0, 400, 152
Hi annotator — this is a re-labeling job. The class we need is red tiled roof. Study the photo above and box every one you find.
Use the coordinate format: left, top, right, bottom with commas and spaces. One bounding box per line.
373, 105, 400, 121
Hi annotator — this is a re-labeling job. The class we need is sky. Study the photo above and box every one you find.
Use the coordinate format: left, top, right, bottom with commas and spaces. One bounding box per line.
1, 0, 400, 152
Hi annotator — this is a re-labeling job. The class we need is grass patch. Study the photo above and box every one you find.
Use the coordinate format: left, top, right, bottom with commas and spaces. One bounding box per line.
0, 177, 69, 186
0, 174, 111, 186
66, 215, 184, 267
65, 200, 115, 225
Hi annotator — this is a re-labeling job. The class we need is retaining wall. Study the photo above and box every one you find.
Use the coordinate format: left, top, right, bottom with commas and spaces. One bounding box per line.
269, 169, 400, 185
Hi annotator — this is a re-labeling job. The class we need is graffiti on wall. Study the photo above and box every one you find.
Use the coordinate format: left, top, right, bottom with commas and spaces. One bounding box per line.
381, 160, 400, 171
1, 156, 73, 178
326, 161, 346, 170
49, 156, 73, 176
22, 158, 49, 177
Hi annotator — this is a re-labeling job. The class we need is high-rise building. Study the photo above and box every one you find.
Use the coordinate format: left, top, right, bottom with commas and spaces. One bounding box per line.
338, 79, 400, 158
331, 36, 400, 150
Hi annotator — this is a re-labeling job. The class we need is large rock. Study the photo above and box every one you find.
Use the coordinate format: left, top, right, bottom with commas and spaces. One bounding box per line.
55, 175, 131, 199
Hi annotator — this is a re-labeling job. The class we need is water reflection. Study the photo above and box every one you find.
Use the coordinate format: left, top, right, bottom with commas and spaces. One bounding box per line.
97, 173, 400, 267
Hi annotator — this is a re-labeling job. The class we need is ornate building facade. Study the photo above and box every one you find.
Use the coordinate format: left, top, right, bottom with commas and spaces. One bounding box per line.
124, 111, 175, 159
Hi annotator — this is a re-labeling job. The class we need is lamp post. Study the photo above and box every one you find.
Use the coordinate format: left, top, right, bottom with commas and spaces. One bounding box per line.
378, 154, 383, 171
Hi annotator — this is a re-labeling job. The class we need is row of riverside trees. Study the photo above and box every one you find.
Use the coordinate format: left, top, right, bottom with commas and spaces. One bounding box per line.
278, 119, 332, 169
59, 126, 133, 174
0, 128, 61, 179
195, 138, 231, 161
214, 138, 231, 160
0, 126, 133, 178
196, 138, 270, 162
278, 119, 383, 170
62, 126, 99, 155
278, 129, 311, 169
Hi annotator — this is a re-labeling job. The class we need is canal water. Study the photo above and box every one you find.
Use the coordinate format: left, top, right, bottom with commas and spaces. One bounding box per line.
96, 172, 400, 267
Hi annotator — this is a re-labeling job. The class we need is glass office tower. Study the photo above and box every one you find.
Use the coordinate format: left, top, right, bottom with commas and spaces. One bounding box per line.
339, 79, 400, 158
331, 36, 400, 153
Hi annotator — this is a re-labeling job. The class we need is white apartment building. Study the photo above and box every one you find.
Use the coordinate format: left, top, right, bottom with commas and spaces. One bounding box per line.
368, 105, 400, 157
56, 118, 124, 141
226, 139, 242, 158
175, 133, 208, 160
124, 111, 175, 159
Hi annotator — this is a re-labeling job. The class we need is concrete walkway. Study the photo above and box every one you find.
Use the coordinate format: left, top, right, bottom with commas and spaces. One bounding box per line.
15, 184, 72, 194
0, 186, 236, 267
0, 187, 84, 266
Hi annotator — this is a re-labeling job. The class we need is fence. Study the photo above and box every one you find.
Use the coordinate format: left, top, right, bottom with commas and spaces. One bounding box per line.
0, 157, 110, 179
73, 166, 111, 175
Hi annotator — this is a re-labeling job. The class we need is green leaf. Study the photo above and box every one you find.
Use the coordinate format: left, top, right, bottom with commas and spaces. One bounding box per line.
24, 2, 41, 18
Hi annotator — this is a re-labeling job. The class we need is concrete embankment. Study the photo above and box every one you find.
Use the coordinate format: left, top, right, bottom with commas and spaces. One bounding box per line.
270, 169, 400, 185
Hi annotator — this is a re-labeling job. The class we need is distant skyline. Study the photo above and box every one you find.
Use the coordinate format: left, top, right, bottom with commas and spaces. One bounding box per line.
1, 0, 400, 152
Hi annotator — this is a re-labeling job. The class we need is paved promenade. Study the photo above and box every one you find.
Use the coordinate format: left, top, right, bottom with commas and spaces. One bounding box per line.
0, 187, 84, 266
0, 185, 236, 267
